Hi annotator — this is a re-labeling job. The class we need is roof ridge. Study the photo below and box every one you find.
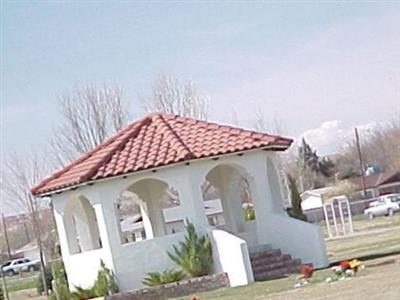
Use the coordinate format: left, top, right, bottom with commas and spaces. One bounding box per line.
80, 116, 152, 182
32, 112, 293, 196
156, 114, 195, 160
31, 115, 152, 194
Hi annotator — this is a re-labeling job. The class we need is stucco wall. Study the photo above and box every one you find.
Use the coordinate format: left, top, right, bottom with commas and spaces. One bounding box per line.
51, 149, 328, 292
210, 229, 254, 286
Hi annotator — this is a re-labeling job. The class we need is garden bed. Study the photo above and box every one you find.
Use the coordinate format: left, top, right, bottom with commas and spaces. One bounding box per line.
106, 272, 229, 300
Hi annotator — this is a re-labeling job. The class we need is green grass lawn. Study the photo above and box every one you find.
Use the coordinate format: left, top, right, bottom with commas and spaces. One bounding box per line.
319, 214, 400, 236
172, 256, 400, 300
7, 279, 37, 293
173, 215, 400, 300
173, 268, 334, 300
325, 215, 400, 263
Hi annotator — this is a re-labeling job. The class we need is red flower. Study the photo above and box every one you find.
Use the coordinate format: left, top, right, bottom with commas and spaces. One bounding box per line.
191, 296, 200, 300
340, 261, 351, 270
299, 265, 315, 278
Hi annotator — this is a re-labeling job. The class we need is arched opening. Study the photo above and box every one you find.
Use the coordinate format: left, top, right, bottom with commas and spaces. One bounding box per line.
117, 178, 183, 244
203, 164, 255, 234
64, 196, 102, 254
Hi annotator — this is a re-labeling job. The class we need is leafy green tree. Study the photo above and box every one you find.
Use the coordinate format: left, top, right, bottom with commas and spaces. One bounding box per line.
298, 138, 335, 190
168, 221, 212, 277
286, 174, 307, 221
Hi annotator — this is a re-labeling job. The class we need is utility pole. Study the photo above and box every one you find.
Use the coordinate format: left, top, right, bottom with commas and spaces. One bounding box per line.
1, 270, 10, 300
355, 128, 367, 196
1, 214, 11, 259
1, 214, 10, 300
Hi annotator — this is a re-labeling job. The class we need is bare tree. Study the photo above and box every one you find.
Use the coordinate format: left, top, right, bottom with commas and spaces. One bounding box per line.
51, 84, 130, 166
1, 150, 52, 294
252, 107, 286, 134
336, 117, 400, 178
143, 75, 208, 120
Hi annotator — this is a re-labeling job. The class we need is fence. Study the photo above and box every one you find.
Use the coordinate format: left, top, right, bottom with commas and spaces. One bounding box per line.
304, 197, 378, 223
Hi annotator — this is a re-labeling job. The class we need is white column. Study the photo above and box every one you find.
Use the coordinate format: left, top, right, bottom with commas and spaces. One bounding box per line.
213, 169, 243, 234
173, 169, 209, 233
54, 208, 78, 256
139, 202, 154, 239
134, 182, 166, 237
91, 201, 117, 271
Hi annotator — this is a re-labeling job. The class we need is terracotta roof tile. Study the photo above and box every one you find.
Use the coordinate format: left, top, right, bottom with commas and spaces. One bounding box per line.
32, 113, 293, 195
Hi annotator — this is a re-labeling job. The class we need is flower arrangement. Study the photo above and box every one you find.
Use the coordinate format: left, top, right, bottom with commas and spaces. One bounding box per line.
299, 265, 316, 279
294, 264, 315, 288
326, 259, 364, 282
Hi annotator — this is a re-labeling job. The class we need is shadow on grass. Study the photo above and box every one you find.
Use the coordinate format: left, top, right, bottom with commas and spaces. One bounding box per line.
329, 249, 400, 266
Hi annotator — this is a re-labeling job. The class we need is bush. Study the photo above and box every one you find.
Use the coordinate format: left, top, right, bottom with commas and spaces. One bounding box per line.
51, 261, 73, 300
286, 175, 307, 221
36, 266, 53, 295
168, 221, 212, 277
0, 283, 4, 300
72, 260, 118, 300
72, 286, 98, 300
92, 260, 118, 296
143, 269, 185, 287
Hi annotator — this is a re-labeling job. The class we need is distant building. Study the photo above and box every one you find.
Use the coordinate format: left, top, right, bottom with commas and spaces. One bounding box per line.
300, 186, 335, 211
348, 171, 400, 197
119, 199, 224, 243
15, 241, 40, 261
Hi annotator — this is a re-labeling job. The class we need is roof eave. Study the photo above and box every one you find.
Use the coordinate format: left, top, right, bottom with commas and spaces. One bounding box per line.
33, 143, 291, 197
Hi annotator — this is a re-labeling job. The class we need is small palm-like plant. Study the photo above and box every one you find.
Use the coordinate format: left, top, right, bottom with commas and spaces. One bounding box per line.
167, 221, 212, 277
143, 269, 185, 287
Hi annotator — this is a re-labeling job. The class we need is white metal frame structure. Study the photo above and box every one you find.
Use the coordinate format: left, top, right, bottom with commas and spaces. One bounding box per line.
323, 196, 353, 238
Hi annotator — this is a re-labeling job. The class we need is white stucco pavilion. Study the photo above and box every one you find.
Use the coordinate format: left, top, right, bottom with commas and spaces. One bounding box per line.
33, 113, 328, 292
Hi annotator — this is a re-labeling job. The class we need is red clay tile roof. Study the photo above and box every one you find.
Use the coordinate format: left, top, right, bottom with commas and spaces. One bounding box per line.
32, 113, 293, 196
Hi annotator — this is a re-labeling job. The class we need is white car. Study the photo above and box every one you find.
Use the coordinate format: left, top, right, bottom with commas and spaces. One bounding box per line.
0, 258, 40, 276
364, 194, 400, 220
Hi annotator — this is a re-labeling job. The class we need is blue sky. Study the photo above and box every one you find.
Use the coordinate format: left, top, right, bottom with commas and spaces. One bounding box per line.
2, 1, 400, 160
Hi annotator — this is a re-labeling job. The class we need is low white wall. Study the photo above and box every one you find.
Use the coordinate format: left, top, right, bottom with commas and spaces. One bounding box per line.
111, 232, 186, 291
263, 214, 329, 268
64, 248, 106, 290
210, 229, 254, 287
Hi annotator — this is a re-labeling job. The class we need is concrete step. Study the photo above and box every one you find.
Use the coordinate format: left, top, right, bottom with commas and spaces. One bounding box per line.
252, 258, 301, 274
248, 244, 272, 254
254, 264, 301, 281
250, 247, 303, 281
249, 249, 282, 261
250, 254, 292, 268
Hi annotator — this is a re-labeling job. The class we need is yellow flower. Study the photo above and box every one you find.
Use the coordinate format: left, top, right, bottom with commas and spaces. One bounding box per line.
349, 259, 362, 269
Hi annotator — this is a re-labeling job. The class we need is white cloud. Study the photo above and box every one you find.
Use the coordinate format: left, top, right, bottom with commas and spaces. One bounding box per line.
301, 120, 344, 150
203, 10, 400, 135
299, 120, 381, 155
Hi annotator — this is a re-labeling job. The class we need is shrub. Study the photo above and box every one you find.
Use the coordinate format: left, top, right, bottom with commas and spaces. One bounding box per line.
36, 266, 53, 295
72, 286, 98, 300
72, 260, 118, 300
168, 221, 212, 277
243, 206, 255, 221
143, 269, 185, 287
51, 261, 73, 300
92, 260, 118, 296
286, 175, 307, 221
